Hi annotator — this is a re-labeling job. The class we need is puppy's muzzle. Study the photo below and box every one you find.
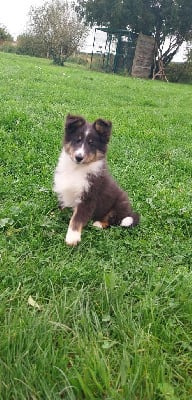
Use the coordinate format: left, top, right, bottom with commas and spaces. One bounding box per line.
75, 154, 84, 163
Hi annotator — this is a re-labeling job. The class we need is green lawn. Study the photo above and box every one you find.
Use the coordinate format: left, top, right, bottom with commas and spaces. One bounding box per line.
0, 52, 192, 400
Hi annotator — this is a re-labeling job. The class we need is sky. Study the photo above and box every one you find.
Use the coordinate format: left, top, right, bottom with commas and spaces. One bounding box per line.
1, 0, 45, 39
1, 0, 187, 61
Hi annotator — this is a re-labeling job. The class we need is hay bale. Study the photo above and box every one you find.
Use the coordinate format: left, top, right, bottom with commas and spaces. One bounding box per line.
132, 33, 156, 78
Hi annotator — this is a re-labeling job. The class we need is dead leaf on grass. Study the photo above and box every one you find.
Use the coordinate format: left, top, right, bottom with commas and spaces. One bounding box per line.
28, 295, 41, 310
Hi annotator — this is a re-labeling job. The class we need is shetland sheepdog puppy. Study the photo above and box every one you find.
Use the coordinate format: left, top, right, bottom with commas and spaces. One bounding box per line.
53, 114, 139, 246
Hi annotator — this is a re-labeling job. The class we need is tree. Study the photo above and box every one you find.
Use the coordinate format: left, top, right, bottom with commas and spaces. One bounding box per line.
0, 25, 13, 43
28, 0, 87, 65
75, 0, 192, 67
186, 41, 192, 62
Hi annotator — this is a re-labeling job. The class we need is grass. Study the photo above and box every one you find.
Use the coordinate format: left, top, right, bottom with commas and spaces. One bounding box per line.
0, 52, 192, 399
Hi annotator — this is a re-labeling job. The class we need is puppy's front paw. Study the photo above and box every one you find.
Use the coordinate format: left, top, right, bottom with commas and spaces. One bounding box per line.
65, 227, 81, 246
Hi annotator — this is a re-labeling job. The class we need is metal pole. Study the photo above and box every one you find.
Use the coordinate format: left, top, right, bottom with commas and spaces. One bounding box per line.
90, 27, 97, 69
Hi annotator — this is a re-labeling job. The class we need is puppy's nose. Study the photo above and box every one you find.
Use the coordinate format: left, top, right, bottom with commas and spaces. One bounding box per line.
75, 154, 84, 163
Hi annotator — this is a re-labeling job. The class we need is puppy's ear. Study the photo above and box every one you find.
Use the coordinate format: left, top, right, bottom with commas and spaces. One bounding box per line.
65, 114, 86, 133
94, 119, 112, 143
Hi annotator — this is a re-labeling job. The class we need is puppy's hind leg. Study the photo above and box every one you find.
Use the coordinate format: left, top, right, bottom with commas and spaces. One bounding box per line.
115, 190, 140, 228
120, 212, 140, 228
93, 220, 110, 229
93, 209, 115, 229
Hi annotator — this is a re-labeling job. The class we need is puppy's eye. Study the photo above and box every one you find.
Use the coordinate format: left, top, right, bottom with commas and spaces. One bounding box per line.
88, 139, 94, 146
76, 137, 82, 143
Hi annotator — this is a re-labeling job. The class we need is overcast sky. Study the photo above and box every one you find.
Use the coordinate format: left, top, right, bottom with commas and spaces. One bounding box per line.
1, 0, 187, 61
1, 0, 45, 39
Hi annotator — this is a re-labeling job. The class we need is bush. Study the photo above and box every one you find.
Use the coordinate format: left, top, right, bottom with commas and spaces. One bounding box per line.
16, 34, 47, 58
68, 52, 90, 66
165, 62, 192, 83
0, 42, 16, 53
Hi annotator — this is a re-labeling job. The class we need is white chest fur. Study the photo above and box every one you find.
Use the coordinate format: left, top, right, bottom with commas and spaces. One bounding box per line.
53, 149, 103, 208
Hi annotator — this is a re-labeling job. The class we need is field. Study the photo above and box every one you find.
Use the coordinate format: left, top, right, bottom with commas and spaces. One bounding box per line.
0, 52, 192, 399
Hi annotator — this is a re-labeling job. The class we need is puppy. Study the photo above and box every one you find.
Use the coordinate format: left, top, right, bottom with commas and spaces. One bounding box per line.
53, 114, 139, 246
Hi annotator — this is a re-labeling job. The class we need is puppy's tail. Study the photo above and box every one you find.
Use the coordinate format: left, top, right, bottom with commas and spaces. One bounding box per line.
120, 212, 140, 228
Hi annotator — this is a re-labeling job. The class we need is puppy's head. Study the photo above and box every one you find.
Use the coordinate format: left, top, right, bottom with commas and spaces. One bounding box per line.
64, 114, 112, 164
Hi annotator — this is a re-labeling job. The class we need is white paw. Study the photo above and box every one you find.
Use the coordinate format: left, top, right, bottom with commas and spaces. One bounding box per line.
93, 221, 103, 229
120, 216, 133, 227
65, 227, 81, 246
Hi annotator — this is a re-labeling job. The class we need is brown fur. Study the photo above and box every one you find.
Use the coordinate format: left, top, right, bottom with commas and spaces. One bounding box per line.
69, 172, 139, 231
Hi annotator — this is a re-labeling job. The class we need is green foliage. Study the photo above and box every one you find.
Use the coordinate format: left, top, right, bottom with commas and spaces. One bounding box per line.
0, 42, 16, 53
166, 62, 192, 83
0, 52, 192, 399
0, 25, 15, 55
76, 0, 192, 66
0, 24, 13, 43
186, 42, 192, 62
16, 33, 47, 58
